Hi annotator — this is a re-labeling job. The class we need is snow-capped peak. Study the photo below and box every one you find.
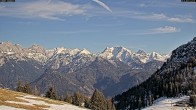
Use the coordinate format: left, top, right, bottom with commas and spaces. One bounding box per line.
55, 47, 66, 54
99, 46, 169, 65
69, 48, 80, 56
79, 48, 91, 55
28, 44, 45, 53
148, 52, 169, 62
99, 46, 133, 60
137, 50, 146, 55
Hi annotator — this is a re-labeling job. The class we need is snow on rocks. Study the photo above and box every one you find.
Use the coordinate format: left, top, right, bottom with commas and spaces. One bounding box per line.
143, 96, 193, 110
99, 46, 169, 65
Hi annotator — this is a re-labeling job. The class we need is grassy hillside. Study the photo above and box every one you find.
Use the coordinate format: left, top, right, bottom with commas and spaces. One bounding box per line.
0, 88, 88, 110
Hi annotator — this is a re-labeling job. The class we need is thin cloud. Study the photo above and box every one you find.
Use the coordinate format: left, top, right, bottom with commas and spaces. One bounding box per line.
133, 13, 167, 20
139, 4, 146, 7
114, 11, 194, 23
132, 13, 194, 23
168, 17, 194, 23
92, 0, 112, 13
0, 0, 86, 21
151, 26, 179, 34
49, 30, 100, 35
128, 26, 180, 35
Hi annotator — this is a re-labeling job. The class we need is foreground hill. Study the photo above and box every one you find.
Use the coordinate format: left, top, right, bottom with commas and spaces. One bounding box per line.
0, 88, 88, 110
114, 37, 196, 109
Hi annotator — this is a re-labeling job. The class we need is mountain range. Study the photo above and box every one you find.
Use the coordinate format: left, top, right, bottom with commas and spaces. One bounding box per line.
0, 41, 169, 97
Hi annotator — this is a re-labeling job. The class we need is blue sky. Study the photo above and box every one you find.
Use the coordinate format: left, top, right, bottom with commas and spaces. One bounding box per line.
0, 0, 195, 54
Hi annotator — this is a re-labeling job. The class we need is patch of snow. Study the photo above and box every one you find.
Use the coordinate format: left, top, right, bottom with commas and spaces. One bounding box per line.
7, 52, 15, 55
5, 94, 89, 110
6, 100, 32, 106
28, 53, 33, 56
132, 67, 142, 69
34, 66, 39, 69
143, 96, 191, 110
0, 105, 26, 110
0, 58, 5, 67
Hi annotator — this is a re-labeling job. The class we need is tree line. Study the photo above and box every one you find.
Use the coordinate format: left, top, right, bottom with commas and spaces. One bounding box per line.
16, 82, 115, 110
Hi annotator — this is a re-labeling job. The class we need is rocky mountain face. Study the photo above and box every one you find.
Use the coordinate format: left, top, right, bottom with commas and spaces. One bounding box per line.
0, 41, 169, 97
0, 42, 45, 89
114, 37, 196, 110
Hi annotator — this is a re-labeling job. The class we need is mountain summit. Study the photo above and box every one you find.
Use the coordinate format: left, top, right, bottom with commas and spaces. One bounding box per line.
99, 46, 169, 64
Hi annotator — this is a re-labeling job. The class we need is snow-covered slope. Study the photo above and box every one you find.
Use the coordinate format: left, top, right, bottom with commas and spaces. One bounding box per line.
45, 47, 95, 72
143, 96, 192, 110
148, 52, 169, 62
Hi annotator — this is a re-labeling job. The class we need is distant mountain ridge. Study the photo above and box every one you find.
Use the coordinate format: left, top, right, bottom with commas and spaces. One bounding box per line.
0, 41, 169, 63
0, 41, 169, 97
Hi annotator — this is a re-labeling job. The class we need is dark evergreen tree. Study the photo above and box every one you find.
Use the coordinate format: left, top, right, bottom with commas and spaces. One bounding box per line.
147, 94, 152, 106
84, 96, 91, 109
64, 93, 72, 104
138, 97, 142, 110
72, 91, 83, 106
106, 99, 116, 110
16, 80, 23, 92
23, 82, 31, 94
32, 85, 39, 96
90, 89, 107, 110
45, 87, 57, 100
190, 95, 196, 107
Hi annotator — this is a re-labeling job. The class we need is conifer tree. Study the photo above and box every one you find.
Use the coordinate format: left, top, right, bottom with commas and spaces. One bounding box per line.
64, 93, 72, 104
45, 87, 57, 100
148, 94, 152, 106
106, 99, 116, 110
32, 85, 39, 96
16, 80, 23, 92
190, 95, 196, 107
23, 82, 31, 94
72, 91, 83, 106
84, 96, 91, 109
90, 89, 107, 110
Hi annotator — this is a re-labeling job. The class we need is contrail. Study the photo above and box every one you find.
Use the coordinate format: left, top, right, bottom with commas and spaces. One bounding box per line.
92, 0, 112, 13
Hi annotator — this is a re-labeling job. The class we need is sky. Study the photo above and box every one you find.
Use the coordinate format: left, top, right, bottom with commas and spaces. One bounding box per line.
0, 0, 195, 54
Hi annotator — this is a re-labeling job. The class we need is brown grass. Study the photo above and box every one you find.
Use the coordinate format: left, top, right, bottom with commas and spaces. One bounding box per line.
0, 89, 50, 109
0, 101, 49, 110
0, 89, 27, 102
